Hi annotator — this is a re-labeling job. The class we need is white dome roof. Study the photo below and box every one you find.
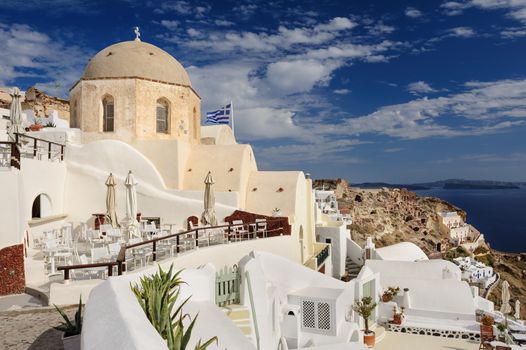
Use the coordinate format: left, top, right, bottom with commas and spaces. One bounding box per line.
82, 40, 191, 86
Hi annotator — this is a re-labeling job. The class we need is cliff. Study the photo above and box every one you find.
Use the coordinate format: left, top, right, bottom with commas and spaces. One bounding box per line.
338, 186, 465, 255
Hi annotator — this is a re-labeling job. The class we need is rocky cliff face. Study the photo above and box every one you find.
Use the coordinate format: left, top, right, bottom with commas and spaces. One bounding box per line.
333, 183, 526, 318
0, 86, 69, 120
338, 186, 464, 255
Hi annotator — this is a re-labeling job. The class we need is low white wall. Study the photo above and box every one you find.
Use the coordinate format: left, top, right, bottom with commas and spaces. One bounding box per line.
346, 238, 364, 266
82, 265, 253, 350
50, 236, 297, 305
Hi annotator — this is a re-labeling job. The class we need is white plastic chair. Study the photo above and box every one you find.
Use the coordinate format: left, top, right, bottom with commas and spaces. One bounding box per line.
91, 246, 110, 263
255, 218, 268, 238
108, 242, 121, 258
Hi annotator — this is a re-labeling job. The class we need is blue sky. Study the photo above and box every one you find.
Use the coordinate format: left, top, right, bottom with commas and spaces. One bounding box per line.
1, 0, 526, 183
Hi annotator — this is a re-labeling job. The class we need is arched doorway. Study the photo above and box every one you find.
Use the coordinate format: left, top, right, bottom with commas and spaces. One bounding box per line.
32, 193, 52, 218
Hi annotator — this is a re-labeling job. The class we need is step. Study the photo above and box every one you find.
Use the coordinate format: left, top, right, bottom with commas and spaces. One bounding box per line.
222, 305, 250, 319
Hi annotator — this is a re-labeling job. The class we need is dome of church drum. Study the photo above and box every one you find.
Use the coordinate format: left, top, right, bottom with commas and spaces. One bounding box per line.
82, 40, 191, 87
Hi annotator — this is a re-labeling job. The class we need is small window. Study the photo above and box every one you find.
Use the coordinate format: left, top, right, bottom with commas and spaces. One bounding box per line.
156, 99, 169, 133
103, 96, 114, 132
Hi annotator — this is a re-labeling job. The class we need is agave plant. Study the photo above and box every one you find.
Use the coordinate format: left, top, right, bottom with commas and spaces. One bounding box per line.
131, 265, 217, 350
54, 297, 83, 337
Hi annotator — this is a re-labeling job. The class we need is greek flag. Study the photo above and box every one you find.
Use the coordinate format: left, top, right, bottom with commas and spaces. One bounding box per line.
206, 104, 231, 125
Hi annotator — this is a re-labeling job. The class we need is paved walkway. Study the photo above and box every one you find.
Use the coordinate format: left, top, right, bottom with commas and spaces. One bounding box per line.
0, 305, 77, 350
375, 332, 479, 350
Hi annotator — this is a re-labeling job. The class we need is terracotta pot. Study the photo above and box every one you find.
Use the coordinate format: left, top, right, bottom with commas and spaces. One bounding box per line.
62, 334, 80, 350
363, 331, 376, 348
382, 293, 392, 302
29, 124, 43, 131
393, 313, 403, 325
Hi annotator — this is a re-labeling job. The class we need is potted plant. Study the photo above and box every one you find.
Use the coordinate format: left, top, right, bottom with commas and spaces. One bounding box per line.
496, 322, 507, 341
392, 306, 403, 325
353, 296, 377, 348
480, 314, 495, 336
54, 297, 82, 350
382, 286, 400, 302
29, 120, 43, 131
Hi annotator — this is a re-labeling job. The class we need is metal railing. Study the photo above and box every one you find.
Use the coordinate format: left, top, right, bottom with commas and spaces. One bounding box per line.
57, 218, 290, 281
0, 133, 65, 170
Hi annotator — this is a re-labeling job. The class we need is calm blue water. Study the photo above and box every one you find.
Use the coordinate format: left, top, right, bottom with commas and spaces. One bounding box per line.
415, 188, 526, 253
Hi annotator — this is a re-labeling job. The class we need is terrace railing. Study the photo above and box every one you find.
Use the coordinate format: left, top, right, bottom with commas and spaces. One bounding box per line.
0, 133, 65, 170
58, 218, 290, 281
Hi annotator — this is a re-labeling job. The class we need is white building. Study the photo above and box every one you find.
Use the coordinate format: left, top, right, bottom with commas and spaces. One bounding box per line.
314, 189, 352, 225
438, 211, 484, 249
453, 256, 496, 289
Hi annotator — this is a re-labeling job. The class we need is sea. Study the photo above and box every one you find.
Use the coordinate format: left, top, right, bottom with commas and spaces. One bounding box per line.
415, 188, 526, 253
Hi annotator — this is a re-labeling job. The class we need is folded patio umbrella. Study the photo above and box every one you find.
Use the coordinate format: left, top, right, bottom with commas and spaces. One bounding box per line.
105, 173, 119, 228
124, 170, 140, 239
8, 87, 24, 141
201, 171, 218, 226
500, 280, 512, 316
515, 300, 521, 319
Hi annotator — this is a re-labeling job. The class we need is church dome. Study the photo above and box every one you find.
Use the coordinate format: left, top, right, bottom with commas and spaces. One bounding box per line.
82, 40, 191, 86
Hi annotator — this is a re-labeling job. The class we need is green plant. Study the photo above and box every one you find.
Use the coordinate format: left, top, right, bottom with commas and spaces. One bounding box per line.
131, 265, 217, 350
45, 122, 56, 128
386, 286, 400, 297
353, 296, 377, 334
496, 322, 507, 332
53, 297, 83, 337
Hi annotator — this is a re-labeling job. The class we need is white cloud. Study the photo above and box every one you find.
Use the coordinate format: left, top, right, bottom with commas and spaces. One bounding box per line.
501, 27, 526, 37
187, 28, 201, 37
265, 59, 340, 94
407, 81, 438, 95
447, 26, 476, 37
171, 17, 359, 55
405, 7, 423, 18
333, 89, 351, 95
338, 79, 526, 139
160, 20, 179, 30
441, 0, 526, 23
0, 23, 91, 96
214, 19, 234, 27
315, 17, 357, 31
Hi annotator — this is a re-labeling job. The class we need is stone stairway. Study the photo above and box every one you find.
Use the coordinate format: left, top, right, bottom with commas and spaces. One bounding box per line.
222, 304, 253, 343
345, 258, 362, 279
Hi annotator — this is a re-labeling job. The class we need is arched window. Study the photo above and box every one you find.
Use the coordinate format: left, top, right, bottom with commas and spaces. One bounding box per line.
156, 98, 169, 133
102, 96, 114, 132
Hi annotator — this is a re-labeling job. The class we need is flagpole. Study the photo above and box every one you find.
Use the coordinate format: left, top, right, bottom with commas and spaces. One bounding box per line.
230, 100, 235, 138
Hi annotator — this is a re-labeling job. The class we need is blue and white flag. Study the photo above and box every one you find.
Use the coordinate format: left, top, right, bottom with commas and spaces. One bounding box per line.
206, 104, 231, 125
